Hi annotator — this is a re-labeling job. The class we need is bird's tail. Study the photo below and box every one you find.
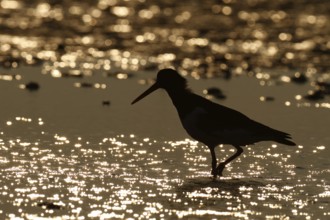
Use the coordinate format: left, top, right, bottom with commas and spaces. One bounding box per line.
275, 136, 296, 146
271, 130, 296, 146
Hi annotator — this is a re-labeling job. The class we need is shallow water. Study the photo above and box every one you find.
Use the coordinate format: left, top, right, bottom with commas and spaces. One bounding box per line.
1, 0, 330, 219
1, 65, 329, 219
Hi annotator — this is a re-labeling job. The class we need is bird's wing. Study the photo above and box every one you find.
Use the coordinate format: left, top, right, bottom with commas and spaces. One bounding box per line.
193, 95, 271, 134
196, 97, 295, 144
181, 94, 295, 146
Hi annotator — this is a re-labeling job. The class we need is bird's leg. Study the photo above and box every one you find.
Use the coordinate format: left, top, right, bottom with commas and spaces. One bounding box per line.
216, 146, 243, 176
209, 146, 217, 178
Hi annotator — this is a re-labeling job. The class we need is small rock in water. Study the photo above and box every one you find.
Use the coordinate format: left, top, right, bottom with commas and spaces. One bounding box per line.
80, 82, 93, 88
291, 72, 308, 84
102, 100, 111, 106
37, 202, 62, 210
260, 96, 275, 102
25, 82, 40, 91
73, 82, 106, 89
316, 81, 330, 95
304, 90, 325, 101
203, 87, 226, 100
57, 43, 66, 52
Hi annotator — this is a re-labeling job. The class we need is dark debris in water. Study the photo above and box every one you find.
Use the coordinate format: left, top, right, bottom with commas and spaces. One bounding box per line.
78, 82, 93, 88
74, 82, 106, 89
203, 87, 226, 100
315, 81, 330, 95
300, 80, 330, 102
102, 100, 111, 106
304, 90, 325, 101
291, 72, 308, 84
37, 201, 62, 210
260, 96, 275, 102
24, 82, 40, 91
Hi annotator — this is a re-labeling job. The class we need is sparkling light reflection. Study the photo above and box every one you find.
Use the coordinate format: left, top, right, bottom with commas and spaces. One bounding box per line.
1, 118, 328, 219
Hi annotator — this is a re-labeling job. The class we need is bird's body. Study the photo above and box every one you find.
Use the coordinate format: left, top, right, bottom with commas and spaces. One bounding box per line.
132, 69, 295, 177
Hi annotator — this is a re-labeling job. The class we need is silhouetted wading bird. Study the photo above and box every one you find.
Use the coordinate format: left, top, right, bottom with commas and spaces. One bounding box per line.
131, 69, 296, 178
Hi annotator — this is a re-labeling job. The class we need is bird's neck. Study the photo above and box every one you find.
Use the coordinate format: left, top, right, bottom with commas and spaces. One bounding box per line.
165, 88, 195, 118
165, 87, 189, 101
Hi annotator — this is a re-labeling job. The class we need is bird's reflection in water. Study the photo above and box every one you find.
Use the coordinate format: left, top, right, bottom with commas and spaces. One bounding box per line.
177, 177, 266, 201
180, 178, 265, 192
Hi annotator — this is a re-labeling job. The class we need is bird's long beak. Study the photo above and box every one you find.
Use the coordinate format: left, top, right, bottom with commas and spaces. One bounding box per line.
131, 82, 160, 105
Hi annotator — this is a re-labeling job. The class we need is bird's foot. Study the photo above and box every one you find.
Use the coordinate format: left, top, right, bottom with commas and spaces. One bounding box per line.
216, 162, 225, 177
211, 162, 226, 178
211, 169, 217, 178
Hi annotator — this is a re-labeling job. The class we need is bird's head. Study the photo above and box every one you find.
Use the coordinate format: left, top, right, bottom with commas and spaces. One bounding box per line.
131, 68, 187, 105
156, 68, 187, 90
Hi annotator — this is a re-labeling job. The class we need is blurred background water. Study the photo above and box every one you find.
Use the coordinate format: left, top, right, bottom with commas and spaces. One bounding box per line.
0, 0, 329, 219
